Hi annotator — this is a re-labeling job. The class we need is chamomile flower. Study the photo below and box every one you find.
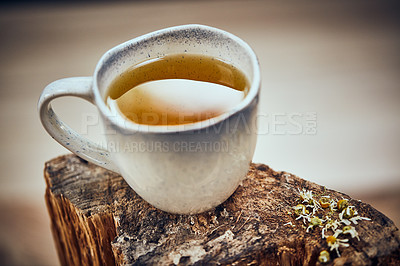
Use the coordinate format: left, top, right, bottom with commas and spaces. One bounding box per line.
322, 218, 341, 239
337, 199, 349, 211
286, 187, 371, 257
342, 225, 360, 241
339, 207, 370, 225
326, 235, 349, 257
318, 196, 331, 209
318, 250, 330, 263
298, 188, 314, 204
306, 216, 324, 233
294, 204, 307, 216
339, 207, 355, 220
293, 204, 311, 224
349, 215, 371, 225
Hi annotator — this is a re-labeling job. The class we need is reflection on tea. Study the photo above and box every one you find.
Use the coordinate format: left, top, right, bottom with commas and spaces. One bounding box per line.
106, 54, 249, 125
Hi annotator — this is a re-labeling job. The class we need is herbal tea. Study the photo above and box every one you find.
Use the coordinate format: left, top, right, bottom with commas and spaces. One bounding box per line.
105, 54, 249, 125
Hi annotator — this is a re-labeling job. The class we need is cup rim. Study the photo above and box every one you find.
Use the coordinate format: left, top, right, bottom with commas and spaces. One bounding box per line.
93, 24, 260, 133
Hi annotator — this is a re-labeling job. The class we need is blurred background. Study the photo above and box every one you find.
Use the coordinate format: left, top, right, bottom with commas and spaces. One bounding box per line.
1, 0, 399, 264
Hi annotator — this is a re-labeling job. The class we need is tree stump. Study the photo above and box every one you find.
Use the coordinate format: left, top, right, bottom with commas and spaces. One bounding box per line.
44, 154, 400, 265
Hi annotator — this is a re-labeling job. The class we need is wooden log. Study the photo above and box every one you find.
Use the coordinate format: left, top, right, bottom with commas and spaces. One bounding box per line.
44, 154, 400, 265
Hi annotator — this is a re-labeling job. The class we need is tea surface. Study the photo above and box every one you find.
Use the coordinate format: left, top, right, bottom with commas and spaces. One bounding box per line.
106, 54, 249, 125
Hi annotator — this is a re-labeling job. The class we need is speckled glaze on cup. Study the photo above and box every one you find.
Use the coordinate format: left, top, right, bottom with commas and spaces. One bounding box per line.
38, 24, 260, 214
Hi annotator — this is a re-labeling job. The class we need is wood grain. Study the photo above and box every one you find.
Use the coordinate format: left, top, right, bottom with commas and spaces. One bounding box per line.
45, 154, 400, 265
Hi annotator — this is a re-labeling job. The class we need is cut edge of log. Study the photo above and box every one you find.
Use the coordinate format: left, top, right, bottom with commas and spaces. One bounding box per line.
45, 167, 119, 266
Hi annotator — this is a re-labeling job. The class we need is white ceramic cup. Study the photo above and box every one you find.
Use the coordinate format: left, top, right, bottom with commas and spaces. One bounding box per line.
38, 24, 260, 214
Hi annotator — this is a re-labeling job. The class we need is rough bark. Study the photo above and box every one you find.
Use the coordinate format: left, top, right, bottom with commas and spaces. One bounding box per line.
44, 154, 400, 265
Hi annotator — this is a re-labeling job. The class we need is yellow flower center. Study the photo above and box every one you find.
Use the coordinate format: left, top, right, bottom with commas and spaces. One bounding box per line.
326, 236, 336, 245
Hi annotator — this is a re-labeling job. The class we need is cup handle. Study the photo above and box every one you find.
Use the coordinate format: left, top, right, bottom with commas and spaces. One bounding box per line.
38, 77, 119, 173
